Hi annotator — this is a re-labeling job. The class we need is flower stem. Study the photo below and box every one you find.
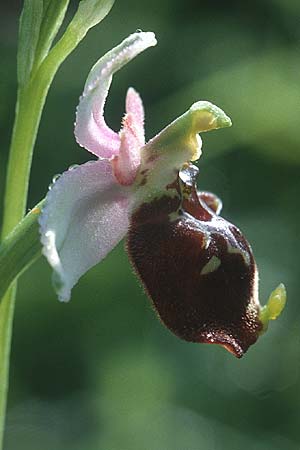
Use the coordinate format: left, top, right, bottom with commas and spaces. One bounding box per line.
2, 86, 47, 237
0, 286, 16, 450
0, 77, 49, 447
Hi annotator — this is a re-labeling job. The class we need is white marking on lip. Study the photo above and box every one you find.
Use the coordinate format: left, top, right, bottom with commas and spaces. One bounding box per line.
203, 234, 211, 249
201, 255, 221, 275
227, 241, 251, 266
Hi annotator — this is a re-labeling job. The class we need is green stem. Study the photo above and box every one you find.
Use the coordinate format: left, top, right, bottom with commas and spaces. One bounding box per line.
0, 75, 50, 447
0, 286, 16, 449
2, 86, 47, 237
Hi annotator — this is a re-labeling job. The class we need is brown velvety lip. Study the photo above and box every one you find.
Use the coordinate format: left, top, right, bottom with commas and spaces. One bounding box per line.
127, 164, 262, 358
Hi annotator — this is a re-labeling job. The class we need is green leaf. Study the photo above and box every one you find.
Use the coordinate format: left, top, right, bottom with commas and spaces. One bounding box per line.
0, 201, 43, 301
38, 0, 115, 84
17, 0, 43, 86
33, 0, 71, 69
71, 0, 116, 30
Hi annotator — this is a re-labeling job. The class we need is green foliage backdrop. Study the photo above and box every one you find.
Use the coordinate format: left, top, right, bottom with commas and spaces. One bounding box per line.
1, 1, 300, 449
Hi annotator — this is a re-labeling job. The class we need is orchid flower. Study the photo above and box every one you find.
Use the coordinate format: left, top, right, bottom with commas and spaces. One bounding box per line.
39, 32, 286, 357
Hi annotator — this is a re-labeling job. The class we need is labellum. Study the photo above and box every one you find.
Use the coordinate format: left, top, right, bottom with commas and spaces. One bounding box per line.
127, 164, 285, 358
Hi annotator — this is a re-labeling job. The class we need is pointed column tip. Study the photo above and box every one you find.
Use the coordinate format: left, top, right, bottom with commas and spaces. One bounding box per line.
189, 101, 232, 133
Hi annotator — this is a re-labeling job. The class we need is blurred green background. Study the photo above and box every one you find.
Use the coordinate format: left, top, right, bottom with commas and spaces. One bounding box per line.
1, 1, 300, 449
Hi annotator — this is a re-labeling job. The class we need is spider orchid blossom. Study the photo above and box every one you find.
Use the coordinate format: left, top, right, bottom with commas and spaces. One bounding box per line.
39, 32, 286, 357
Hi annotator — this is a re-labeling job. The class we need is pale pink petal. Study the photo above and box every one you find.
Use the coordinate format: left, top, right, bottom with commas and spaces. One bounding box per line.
125, 87, 145, 146
111, 87, 146, 185
39, 160, 131, 301
112, 113, 141, 185
75, 32, 157, 159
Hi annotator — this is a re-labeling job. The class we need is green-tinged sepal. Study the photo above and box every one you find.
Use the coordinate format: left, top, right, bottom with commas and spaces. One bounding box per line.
259, 283, 287, 332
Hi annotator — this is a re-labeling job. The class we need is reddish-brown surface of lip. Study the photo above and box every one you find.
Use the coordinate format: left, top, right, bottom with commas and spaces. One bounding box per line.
127, 166, 262, 357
